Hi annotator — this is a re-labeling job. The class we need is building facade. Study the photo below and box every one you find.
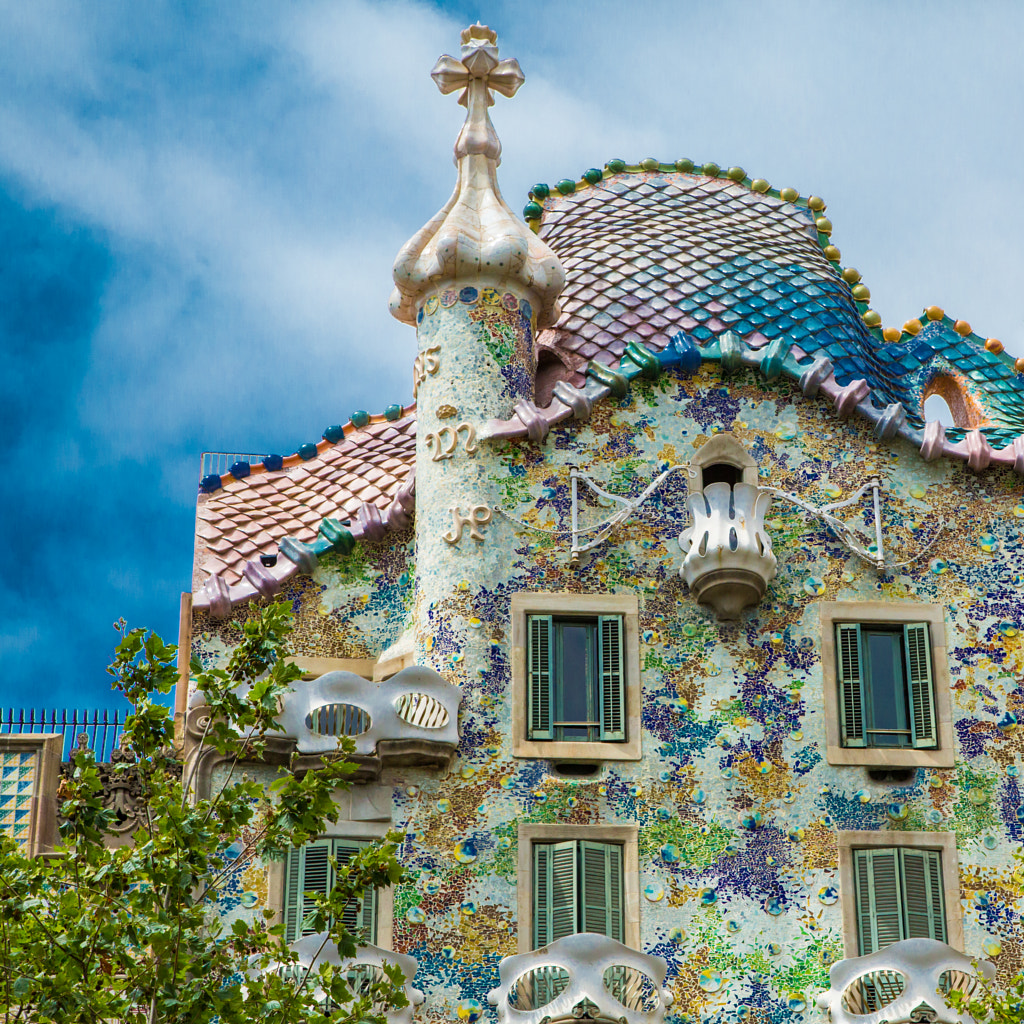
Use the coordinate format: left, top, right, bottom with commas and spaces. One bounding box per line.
176, 23, 1024, 1024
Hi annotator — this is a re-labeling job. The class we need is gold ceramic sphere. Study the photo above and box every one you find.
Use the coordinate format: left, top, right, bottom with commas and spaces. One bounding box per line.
985, 338, 1004, 354
780, 187, 799, 202
1015, 357, 1024, 373
814, 216, 833, 235
882, 327, 901, 343
904, 319, 923, 336
862, 310, 882, 327
823, 245, 841, 262
851, 284, 870, 302
807, 195, 826, 211
841, 267, 861, 284
751, 178, 770, 193
925, 305, 944, 321
954, 320, 972, 336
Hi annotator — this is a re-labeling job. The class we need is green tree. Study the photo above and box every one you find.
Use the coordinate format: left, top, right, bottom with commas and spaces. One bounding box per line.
0, 602, 407, 1023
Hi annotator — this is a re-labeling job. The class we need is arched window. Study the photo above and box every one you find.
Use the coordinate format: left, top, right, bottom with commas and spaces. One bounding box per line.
686, 434, 758, 494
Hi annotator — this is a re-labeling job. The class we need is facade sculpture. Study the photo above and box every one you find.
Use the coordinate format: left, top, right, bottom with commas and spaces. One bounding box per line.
5, 21, 1022, 1024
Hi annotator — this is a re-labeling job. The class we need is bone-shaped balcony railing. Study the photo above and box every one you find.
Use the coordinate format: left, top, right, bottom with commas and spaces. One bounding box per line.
815, 939, 995, 1024
188, 665, 461, 770
487, 934, 672, 1024
678, 480, 777, 619
258, 938, 424, 1022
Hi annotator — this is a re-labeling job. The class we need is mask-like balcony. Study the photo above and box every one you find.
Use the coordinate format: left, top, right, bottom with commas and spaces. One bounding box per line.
187, 665, 461, 780
679, 481, 777, 619
257, 938, 424, 1021
815, 939, 995, 1024
488, 934, 672, 1024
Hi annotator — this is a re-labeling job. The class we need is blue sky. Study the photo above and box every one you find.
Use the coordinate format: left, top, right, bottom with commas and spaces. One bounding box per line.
1, 0, 1022, 712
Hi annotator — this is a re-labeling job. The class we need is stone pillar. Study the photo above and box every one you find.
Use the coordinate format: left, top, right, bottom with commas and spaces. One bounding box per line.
389, 24, 565, 670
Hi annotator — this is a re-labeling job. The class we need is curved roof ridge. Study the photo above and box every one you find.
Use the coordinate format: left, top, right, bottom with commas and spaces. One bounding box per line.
523, 159, 1023, 442
198, 402, 417, 494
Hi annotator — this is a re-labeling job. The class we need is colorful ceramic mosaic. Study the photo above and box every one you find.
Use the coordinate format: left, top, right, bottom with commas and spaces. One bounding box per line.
0, 749, 36, 848
188, 23, 1024, 1024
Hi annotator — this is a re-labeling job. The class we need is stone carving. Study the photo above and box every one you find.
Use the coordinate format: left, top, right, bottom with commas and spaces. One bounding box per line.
390, 24, 564, 328
275, 666, 461, 757
257, 938, 424, 1023
488, 934, 672, 1024
815, 939, 995, 1024
443, 505, 492, 544
425, 423, 478, 461
59, 733, 180, 840
679, 481, 778, 619
413, 344, 441, 398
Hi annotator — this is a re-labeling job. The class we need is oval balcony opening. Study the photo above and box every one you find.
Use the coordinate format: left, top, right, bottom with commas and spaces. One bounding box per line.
507, 966, 570, 1010
841, 970, 906, 1015
603, 965, 659, 1013
394, 692, 450, 730
304, 703, 371, 737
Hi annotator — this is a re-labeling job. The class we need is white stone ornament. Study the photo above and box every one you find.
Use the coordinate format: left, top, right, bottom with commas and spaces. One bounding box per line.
679, 481, 777, 619
815, 939, 995, 1024
487, 934, 673, 1024
276, 665, 461, 755
390, 24, 565, 327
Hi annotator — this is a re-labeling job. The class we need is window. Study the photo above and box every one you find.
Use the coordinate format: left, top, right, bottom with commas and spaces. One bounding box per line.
517, 823, 639, 953
533, 840, 624, 947
854, 847, 946, 954
837, 831, 962, 958
820, 603, 954, 768
528, 615, 624, 743
511, 594, 641, 761
686, 432, 758, 494
284, 838, 378, 944
836, 622, 936, 750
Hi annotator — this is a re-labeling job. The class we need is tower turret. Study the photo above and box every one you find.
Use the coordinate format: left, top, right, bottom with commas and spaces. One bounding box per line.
391, 25, 565, 670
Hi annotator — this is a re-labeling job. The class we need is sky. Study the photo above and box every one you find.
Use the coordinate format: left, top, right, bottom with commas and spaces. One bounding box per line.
1, 0, 1022, 713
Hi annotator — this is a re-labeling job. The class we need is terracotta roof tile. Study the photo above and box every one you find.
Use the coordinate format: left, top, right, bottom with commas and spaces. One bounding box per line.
193, 412, 416, 586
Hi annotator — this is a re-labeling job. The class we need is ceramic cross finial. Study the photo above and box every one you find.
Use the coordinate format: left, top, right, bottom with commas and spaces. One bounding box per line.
390, 25, 565, 328
430, 24, 524, 162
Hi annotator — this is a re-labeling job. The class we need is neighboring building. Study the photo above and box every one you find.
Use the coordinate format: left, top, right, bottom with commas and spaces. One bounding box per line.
8, 23, 1023, 1024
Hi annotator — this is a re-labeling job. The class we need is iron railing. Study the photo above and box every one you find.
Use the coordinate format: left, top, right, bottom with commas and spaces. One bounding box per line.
200, 451, 269, 480
0, 708, 126, 761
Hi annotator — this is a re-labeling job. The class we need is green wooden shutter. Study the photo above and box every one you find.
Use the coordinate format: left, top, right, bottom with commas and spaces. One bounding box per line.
836, 623, 866, 747
528, 615, 554, 740
904, 623, 937, 749
598, 616, 626, 741
534, 841, 577, 947
900, 849, 946, 942
854, 848, 904, 954
334, 839, 377, 944
284, 839, 334, 942
580, 841, 623, 942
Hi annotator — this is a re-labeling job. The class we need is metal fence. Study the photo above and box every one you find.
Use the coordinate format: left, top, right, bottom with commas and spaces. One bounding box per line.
0, 708, 126, 761
200, 451, 269, 480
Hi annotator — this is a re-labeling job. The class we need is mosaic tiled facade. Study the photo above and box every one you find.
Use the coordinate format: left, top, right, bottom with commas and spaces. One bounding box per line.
0, 748, 37, 848
184, 24, 1024, 1024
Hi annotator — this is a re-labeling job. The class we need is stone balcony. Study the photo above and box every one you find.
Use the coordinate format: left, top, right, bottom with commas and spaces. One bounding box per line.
678, 481, 777, 619
816, 939, 995, 1024
488, 934, 672, 1024
186, 664, 461, 781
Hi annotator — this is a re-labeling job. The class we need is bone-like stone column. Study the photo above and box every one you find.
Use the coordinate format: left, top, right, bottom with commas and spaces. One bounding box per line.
390, 24, 565, 671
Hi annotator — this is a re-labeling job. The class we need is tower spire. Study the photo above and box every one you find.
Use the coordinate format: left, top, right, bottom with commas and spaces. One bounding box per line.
389, 24, 565, 327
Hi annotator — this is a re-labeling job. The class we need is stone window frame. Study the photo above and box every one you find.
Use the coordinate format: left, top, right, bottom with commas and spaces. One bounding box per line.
837, 830, 963, 957
820, 601, 955, 768
510, 593, 641, 762
517, 822, 640, 954
267, 819, 395, 950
